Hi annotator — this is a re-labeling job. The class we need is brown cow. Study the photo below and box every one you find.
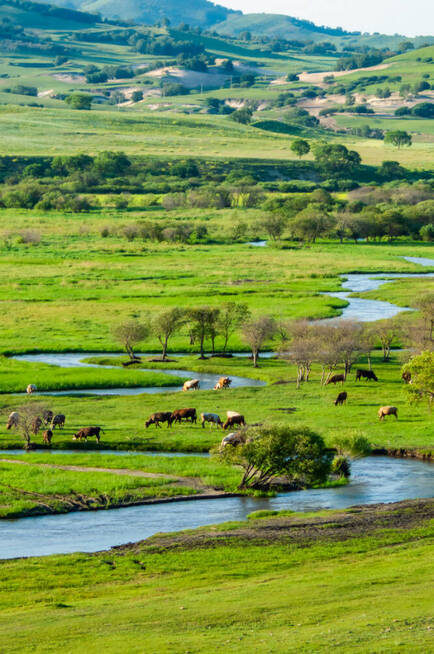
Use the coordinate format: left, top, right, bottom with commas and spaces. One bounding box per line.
51, 414, 65, 429
223, 415, 246, 430
378, 406, 398, 421
42, 410, 53, 426
334, 391, 347, 406
145, 412, 173, 428
73, 426, 103, 442
171, 408, 197, 424
31, 416, 43, 435
326, 374, 345, 386
43, 429, 53, 445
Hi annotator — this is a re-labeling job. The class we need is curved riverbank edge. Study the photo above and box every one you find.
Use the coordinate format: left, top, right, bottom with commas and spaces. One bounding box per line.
372, 447, 433, 462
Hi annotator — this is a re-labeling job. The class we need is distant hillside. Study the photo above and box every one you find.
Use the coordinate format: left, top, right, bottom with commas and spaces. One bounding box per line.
213, 13, 434, 49
34, 0, 239, 27
0, 0, 99, 29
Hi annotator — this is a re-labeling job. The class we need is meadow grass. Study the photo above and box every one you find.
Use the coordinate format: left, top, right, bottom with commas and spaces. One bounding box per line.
0, 503, 431, 653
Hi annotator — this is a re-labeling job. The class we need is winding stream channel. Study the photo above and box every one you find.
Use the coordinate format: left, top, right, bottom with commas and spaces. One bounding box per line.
1, 256, 433, 559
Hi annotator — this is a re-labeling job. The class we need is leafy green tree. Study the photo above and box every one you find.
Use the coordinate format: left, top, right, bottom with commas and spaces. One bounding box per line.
313, 142, 361, 176
215, 424, 332, 490
411, 102, 434, 118
65, 94, 92, 110
420, 223, 434, 242
218, 302, 250, 353
188, 307, 220, 359
229, 107, 253, 125
290, 205, 336, 243
113, 320, 148, 360
152, 308, 186, 360
94, 151, 131, 176
384, 130, 412, 149
258, 213, 287, 240
131, 90, 144, 102
402, 351, 434, 411
290, 139, 310, 158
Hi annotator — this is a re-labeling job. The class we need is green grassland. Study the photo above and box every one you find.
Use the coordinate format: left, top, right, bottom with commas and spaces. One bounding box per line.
0, 499, 432, 653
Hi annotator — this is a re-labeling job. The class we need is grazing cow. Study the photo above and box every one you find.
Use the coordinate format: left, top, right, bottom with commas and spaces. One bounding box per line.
356, 369, 378, 382
26, 384, 37, 394
183, 379, 200, 392
213, 377, 232, 390
402, 371, 411, 383
42, 410, 53, 426
378, 406, 398, 421
145, 412, 173, 428
31, 416, 43, 435
6, 412, 19, 430
43, 429, 53, 445
326, 374, 345, 386
334, 391, 348, 406
171, 408, 197, 424
51, 414, 65, 429
73, 426, 104, 443
226, 410, 241, 419
223, 415, 246, 430
220, 431, 245, 449
200, 412, 223, 428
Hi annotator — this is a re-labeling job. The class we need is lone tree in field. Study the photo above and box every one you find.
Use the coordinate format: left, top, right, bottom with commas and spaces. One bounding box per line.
188, 306, 220, 359
258, 213, 287, 241
65, 93, 92, 110
336, 321, 364, 379
152, 308, 186, 360
372, 319, 397, 361
242, 316, 276, 367
14, 403, 48, 450
218, 302, 250, 353
290, 138, 310, 159
113, 320, 149, 361
402, 351, 434, 411
312, 142, 361, 177
279, 321, 319, 388
384, 130, 412, 149
216, 424, 332, 490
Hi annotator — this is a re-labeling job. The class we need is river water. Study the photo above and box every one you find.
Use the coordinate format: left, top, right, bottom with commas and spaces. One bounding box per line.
0, 456, 432, 560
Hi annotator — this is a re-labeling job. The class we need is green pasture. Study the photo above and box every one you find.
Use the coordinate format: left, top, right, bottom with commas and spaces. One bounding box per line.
0, 502, 432, 653
0, 458, 195, 518
0, 351, 432, 452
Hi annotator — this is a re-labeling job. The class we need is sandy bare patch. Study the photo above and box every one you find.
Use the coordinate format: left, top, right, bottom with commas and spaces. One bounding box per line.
299, 63, 391, 85
53, 73, 85, 83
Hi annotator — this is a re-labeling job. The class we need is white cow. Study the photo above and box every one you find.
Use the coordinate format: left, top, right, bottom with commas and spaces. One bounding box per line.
26, 384, 37, 394
6, 411, 19, 430
183, 379, 200, 392
201, 412, 223, 428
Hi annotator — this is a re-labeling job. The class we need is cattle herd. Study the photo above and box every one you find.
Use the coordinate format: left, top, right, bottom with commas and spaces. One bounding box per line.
5, 367, 402, 448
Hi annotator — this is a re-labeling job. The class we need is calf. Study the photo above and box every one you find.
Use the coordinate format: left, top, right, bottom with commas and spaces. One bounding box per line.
73, 426, 103, 443
326, 374, 345, 386
43, 429, 53, 446
145, 412, 173, 428
201, 412, 223, 428
51, 414, 65, 429
356, 369, 378, 382
183, 379, 200, 392
171, 408, 197, 424
378, 406, 398, 421
334, 391, 347, 406
223, 415, 246, 430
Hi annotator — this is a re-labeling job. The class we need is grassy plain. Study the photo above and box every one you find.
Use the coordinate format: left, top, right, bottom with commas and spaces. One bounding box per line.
0, 499, 432, 653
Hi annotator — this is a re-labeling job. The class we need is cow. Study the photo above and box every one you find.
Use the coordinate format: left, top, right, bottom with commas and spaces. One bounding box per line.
51, 414, 65, 429
326, 374, 345, 386
31, 416, 43, 435
200, 412, 223, 428
183, 379, 200, 392
171, 408, 197, 424
226, 410, 241, 419
145, 412, 173, 428
356, 369, 378, 382
378, 406, 398, 421
42, 410, 53, 426
213, 377, 232, 390
402, 371, 411, 383
26, 384, 37, 394
6, 412, 19, 430
220, 431, 245, 449
42, 429, 53, 445
73, 426, 103, 443
223, 415, 246, 430
334, 391, 348, 406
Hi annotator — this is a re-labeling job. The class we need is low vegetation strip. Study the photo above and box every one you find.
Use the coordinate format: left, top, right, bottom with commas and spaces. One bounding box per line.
0, 499, 432, 653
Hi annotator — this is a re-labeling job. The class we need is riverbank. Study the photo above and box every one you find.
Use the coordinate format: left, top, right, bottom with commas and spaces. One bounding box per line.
0, 498, 432, 653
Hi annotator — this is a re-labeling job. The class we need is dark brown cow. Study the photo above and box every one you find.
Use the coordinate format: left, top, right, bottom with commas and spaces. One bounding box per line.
42, 410, 53, 426
326, 374, 345, 386
356, 369, 378, 382
402, 371, 411, 383
73, 426, 104, 442
145, 412, 173, 428
223, 415, 246, 430
171, 408, 197, 424
43, 429, 53, 445
334, 391, 348, 406
51, 414, 65, 429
